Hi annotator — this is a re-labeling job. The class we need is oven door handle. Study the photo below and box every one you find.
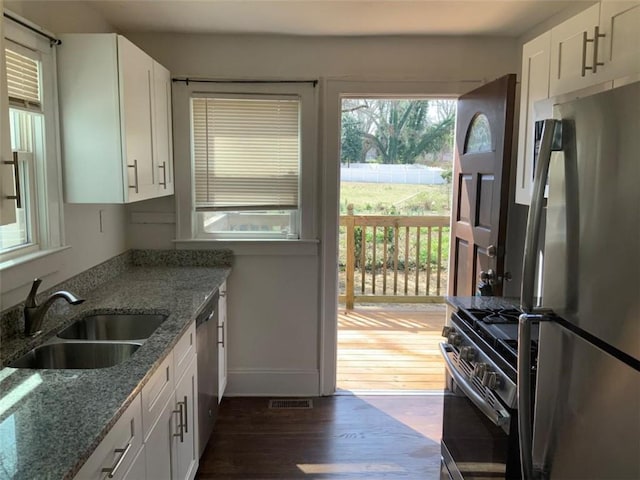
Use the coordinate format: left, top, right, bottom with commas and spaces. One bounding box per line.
439, 342, 510, 431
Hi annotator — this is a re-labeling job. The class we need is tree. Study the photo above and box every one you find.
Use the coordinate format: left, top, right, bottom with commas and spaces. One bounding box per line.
341, 99, 455, 165
340, 115, 363, 166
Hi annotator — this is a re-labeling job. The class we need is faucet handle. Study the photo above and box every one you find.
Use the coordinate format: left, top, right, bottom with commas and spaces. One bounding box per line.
25, 278, 43, 308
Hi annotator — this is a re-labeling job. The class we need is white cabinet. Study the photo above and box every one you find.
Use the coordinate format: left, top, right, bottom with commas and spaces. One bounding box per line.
515, 32, 552, 205
0, 19, 17, 226
549, 2, 640, 96
143, 322, 198, 480
152, 61, 174, 196
597, 2, 640, 84
516, 1, 640, 204
218, 282, 228, 401
57, 34, 174, 204
74, 394, 144, 480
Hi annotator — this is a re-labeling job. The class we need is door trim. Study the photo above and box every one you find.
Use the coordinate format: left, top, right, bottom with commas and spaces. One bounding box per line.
319, 78, 480, 395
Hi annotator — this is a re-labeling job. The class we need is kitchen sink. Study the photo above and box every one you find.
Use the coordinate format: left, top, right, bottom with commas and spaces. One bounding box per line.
57, 313, 168, 341
9, 342, 141, 369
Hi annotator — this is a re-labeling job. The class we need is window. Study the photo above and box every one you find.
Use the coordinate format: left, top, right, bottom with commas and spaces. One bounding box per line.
191, 95, 300, 238
0, 19, 63, 263
173, 81, 316, 242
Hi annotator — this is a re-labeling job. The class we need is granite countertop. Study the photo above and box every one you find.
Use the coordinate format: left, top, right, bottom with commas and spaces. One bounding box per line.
0, 264, 231, 480
445, 296, 521, 312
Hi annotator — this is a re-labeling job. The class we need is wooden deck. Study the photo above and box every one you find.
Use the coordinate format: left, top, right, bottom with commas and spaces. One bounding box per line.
337, 306, 447, 392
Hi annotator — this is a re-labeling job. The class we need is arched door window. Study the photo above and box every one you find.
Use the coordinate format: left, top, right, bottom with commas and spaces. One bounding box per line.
464, 113, 492, 153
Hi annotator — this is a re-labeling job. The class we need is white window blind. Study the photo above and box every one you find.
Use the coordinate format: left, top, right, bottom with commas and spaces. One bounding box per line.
5, 48, 41, 111
192, 96, 300, 211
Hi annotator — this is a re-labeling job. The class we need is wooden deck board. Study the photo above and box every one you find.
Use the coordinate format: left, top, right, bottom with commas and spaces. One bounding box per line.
337, 307, 446, 392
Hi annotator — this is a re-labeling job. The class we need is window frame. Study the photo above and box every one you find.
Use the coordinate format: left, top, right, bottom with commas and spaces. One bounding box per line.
0, 18, 64, 265
173, 81, 317, 242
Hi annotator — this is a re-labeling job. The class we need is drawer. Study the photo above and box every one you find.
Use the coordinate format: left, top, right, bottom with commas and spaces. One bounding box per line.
174, 321, 196, 378
141, 351, 174, 441
74, 394, 143, 480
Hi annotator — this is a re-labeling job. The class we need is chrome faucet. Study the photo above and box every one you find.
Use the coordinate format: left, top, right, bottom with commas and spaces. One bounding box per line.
24, 278, 85, 336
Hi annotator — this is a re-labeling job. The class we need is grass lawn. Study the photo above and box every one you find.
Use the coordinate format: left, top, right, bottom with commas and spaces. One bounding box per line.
339, 182, 452, 216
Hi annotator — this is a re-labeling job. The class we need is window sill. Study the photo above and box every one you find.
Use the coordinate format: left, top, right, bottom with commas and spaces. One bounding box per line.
0, 246, 71, 294
173, 239, 319, 256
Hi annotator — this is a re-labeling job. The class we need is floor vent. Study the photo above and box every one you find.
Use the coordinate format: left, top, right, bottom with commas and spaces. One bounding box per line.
268, 399, 313, 409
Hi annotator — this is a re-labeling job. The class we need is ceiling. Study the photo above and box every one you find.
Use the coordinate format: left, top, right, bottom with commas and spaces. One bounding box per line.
76, 0, 593, 37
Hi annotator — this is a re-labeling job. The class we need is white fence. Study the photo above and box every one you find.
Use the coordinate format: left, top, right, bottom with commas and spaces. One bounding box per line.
341, 163, 446, 185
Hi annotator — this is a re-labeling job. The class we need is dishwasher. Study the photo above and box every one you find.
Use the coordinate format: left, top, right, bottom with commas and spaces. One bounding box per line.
195, 289, 219, 457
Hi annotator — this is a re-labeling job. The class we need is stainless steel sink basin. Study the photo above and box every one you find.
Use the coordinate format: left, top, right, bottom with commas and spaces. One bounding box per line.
9, 342, 141, 369
57, 313, 167, 341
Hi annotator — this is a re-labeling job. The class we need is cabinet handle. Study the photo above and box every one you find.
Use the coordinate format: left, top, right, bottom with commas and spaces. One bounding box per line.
128, 160, 139, 194
101, 442, 132, 478
582, 27, 606, 76
173, 401, 185, 443
590, 26, 606, 74
158, 161, 167, 188
218, 322, 225, 347
219, 290, 226, 297
182, 395, 188, 434
3, 152, 22, 208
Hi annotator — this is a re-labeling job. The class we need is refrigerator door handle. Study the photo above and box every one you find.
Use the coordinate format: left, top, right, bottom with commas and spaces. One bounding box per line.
520, 119, 561, 313
519, 119, 561, 480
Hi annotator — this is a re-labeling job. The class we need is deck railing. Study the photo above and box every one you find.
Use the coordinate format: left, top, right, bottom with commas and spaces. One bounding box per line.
339, 209, 450, 310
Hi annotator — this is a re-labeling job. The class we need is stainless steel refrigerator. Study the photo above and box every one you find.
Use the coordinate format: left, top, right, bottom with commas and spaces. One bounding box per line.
517, 80, 640, 479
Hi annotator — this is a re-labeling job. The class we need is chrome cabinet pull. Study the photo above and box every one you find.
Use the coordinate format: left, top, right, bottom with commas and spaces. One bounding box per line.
3, 152, 22, 208
173, 401, 185, 443
101, 442, 132, 478
218, 322, 225, 347
158, 161, 167, 188
582, 27, 606, 76
590, 26, 606, 74
128, 160, 139, 193
182, 395, 188, 433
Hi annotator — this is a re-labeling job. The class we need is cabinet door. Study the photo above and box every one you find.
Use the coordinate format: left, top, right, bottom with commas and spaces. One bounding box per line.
515, 32, 552, 205
152, 60, 174, 196
144, 396, 175, 480
122, 444, 146, 480
598, 2, 640, 83
174, 356, 198, 480
118, 36, 155, 203
74, 395, 143, 480
0, 21, 17, 226
218, 282, 228, 401
549, 4, 600, 96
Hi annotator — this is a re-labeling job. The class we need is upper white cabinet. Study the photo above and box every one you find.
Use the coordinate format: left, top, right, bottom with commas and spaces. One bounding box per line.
515, 31, 552, 205
516, 1, 639, 204
57, 34, 174, 203
0, 20, 17, 225
549, 2, 639, 96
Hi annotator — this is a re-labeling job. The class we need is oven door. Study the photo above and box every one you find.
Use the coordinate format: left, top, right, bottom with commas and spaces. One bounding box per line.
440, 343, 521, 479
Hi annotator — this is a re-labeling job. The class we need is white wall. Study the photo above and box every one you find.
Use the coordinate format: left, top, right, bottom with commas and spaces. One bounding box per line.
125, 32, 519, 395
0, 4, 129, 309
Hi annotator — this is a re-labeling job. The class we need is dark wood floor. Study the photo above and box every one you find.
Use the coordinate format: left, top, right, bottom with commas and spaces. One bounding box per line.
196, 395, 443, 479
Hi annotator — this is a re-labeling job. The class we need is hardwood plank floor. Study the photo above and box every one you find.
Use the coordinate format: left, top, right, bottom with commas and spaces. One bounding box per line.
337, 307, 446, 391
196, 395, 443, 479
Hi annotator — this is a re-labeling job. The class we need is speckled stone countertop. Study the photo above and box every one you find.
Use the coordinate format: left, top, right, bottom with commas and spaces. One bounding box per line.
0, 262, 231, 480
445, 296, 521, 311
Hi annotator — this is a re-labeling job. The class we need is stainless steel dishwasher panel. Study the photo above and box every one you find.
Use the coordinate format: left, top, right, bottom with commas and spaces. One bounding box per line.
196, 290, 219, 457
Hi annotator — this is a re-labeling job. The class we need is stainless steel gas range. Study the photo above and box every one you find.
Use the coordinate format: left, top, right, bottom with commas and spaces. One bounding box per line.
440, 305, 539, 480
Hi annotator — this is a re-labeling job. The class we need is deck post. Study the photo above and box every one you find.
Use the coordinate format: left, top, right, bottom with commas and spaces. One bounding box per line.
345, 204, 355, 310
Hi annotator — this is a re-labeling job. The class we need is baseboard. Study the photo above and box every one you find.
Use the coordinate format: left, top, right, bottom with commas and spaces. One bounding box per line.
226, 368, 319, 396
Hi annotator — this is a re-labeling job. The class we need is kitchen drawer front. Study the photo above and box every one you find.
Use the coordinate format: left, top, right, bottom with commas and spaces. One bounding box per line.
141, 351, 174, 441
74, 394, 143, 480
174, 321, 196, 378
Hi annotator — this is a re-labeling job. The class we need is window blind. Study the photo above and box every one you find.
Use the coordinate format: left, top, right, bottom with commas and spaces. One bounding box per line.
5, 48, 41, 111
192, 97, 300, 211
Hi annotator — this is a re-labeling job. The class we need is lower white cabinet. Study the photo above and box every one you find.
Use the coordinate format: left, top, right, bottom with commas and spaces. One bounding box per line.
218, 281, 228, 401
75, 322, 198, 480
74, 394, 143, 480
